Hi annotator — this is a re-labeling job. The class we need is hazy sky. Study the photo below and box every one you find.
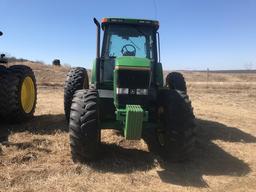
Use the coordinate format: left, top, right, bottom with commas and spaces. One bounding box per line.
1, 0, 256, 70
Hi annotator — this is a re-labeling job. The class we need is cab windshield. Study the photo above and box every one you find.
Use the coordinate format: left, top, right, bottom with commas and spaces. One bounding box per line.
101, 24, 156, 81
103, 24, 155, 59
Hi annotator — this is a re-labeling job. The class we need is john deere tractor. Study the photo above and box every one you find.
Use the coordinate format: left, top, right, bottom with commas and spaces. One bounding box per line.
64, 18, 195, 162
0, 31, 37, 126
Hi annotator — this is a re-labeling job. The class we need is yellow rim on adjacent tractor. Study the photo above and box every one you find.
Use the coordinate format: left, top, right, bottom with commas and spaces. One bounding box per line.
21, 76, 35, 113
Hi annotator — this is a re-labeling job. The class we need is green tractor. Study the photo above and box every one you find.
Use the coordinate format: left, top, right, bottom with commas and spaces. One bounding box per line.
64, 18, 195, 162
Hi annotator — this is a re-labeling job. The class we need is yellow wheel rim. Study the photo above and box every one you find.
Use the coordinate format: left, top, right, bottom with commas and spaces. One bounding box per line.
21, 76, 35, 113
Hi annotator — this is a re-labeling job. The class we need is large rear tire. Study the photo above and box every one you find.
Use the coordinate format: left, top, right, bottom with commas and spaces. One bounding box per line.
0, 70, 6, 119
156, 89, 196, 162
0, 70, 16, 141
0, 66, 8, 141
69, 89, 101, 162
0, 71, 19, 120
166, 72, 187, 93
7, 65, 37, 122
64, 67, 89, 121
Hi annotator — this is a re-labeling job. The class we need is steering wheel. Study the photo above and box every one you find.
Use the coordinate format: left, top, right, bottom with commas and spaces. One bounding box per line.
121, 44, 136, 56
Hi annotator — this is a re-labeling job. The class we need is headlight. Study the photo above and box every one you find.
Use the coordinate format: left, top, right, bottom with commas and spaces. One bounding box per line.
116, 88, 129, 94
136, 89, 148, 95
116, 88, 148, 95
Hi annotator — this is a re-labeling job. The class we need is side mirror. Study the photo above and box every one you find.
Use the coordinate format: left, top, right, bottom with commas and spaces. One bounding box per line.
0, 31, 3, 36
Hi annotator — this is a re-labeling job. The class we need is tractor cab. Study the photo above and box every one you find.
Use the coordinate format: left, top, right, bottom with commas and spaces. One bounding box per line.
100, 18, 159, 82
92, 18, 163, 90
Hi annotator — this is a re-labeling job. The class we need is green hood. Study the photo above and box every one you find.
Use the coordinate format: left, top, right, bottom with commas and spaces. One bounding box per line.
115, 56, 150, 69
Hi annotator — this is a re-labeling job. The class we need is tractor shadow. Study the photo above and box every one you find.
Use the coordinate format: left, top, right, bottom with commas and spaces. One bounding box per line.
0, 114, 68, 134
89, 118, 255, 187
150, 118, 254, 187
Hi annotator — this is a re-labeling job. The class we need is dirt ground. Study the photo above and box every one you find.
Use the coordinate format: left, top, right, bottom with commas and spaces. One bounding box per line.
0, 65, 256, 192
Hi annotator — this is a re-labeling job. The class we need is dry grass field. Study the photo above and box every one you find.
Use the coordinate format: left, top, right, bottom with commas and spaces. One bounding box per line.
0, 62, 256, 192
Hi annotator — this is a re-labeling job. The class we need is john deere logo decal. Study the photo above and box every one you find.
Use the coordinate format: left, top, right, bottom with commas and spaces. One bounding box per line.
130, 89, 136, 95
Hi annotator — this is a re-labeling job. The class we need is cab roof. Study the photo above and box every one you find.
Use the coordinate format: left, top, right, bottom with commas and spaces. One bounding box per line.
101, 17, 159, 30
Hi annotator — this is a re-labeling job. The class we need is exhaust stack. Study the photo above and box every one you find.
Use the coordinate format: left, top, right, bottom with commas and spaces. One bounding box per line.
93, 18, 101, 88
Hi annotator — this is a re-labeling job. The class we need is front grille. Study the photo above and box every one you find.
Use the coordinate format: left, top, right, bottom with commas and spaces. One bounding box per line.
115, 69, 150, 107
117, 70, 150, 89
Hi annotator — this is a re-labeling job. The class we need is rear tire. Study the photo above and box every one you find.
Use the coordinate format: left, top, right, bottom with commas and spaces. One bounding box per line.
0, 68, 13, 120
69, 89, 101, 162
0, 71, 15, 141
64, 67, 89, 121
7, 65, 37, 122
156, 89, 195, 162
166, 72, 187, 93
0, 72, 19, 121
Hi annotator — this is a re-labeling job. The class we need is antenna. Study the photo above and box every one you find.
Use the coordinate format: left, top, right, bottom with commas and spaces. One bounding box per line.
153, 0, 158, 19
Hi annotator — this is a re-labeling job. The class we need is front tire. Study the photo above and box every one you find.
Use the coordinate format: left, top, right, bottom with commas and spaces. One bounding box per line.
64, 67, 89, 121
69, 89, 101, 162
156, 89, 196, 162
